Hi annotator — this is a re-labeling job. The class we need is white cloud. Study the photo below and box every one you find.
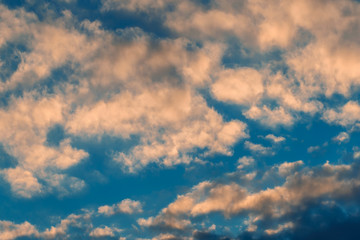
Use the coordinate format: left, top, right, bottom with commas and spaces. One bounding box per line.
1, 167, 42, 198
265, 134, 285, 143
244, 141, 274, 156
211, 68, 264, 105
1, 15, 99, 92
0, 5, 37, 48
0, 93, 88, 197
244, 105, 294, 126
142, 160, 360, 231
237, 156, 255, 169
323, 101, 360, 127
67, 86, 247, 173
151, 233, 179, 240
265, 222, 294, 235
0, 220, 39, 240
109, 94, 247, 172
101, 0, 169, 12
0, 4, 239, 195
89, 226, 119, 238
307, 145, 320, 153
161, 0, 360, 109
277, 160, 304, 177
1, 0, 359, 207
98, 199, 143, 216
41, 213, 92, 239
0, 212, 125, 240
333, 132, 350, 143
137, 216, 192, 231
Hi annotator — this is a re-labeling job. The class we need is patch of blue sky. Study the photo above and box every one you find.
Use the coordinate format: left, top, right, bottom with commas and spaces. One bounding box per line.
0, 42, 27, 82
74, 0, 174, 38
222, 37, 286, 70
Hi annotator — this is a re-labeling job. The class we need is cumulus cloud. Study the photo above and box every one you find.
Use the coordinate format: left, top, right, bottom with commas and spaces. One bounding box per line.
101, 0, 169, 12
0, 3, 242, 195
307, 145, 321, 153
0, 212, 125, 240
0, 93, 88, 197
211, 68, 264, 105
163, 0, 360, 96
98, 199, 143, 216
151, 233, 179, 240
1, 167, 42, 198
244, 105, 294, 126
137, 216, 192, 231
0, 220, 39, 240
141, 160, 360, 235
89, 226, 121, 238
2, 1, 360, 239
41, 212, 93, 239
333, 132, 350, 143
323, 101, 360, 126
265, 134, 285, 143
0, 5, 37, 48
277, 160, 304, 177
109, 95, 248, 172
244, 141, 274, 156
265, 222, 294, 235
237, 156, 255, 169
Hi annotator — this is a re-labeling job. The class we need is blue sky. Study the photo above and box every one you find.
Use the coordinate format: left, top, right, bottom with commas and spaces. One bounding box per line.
1, 0, 360, 239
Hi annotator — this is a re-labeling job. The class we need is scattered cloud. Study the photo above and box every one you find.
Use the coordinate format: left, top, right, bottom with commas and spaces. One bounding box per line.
1, 0, 360, 239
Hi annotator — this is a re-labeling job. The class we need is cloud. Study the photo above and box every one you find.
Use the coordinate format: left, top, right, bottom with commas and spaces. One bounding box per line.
333, 132, 350, 143
0, 93, 88, 197
237, 156, 255, 169
0, 4, 37, 48
110, 94, 248, 172
243, 105, 294, 126
307, 145, 320, 153
244, 141, 274, 156
0, 3, 241, 195
141, 160, 360, 235
154, 233, 180, 240
1, 11, 99, 92
101, 0, 169, 12
265, 134, 285, 143
211, 68, 264, 105
89, 226, 120, 238
1, 167, 42, 198
137, 216, 192, 231
41, 213, 93, 239
277, 160, 304, 177
0, 211, 124, 239
1, 1, 360, 238
98, 199, 143, 216
159, 0, 360, 120
264, 222, 294, 235
0, 220, 39, 240
323, 101, 360, 127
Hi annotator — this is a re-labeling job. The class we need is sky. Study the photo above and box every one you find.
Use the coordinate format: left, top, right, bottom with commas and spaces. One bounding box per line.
1, 0, 360, 239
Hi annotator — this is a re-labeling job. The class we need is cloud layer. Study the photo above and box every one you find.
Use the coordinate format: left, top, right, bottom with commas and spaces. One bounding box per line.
1, 0, 360, 239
